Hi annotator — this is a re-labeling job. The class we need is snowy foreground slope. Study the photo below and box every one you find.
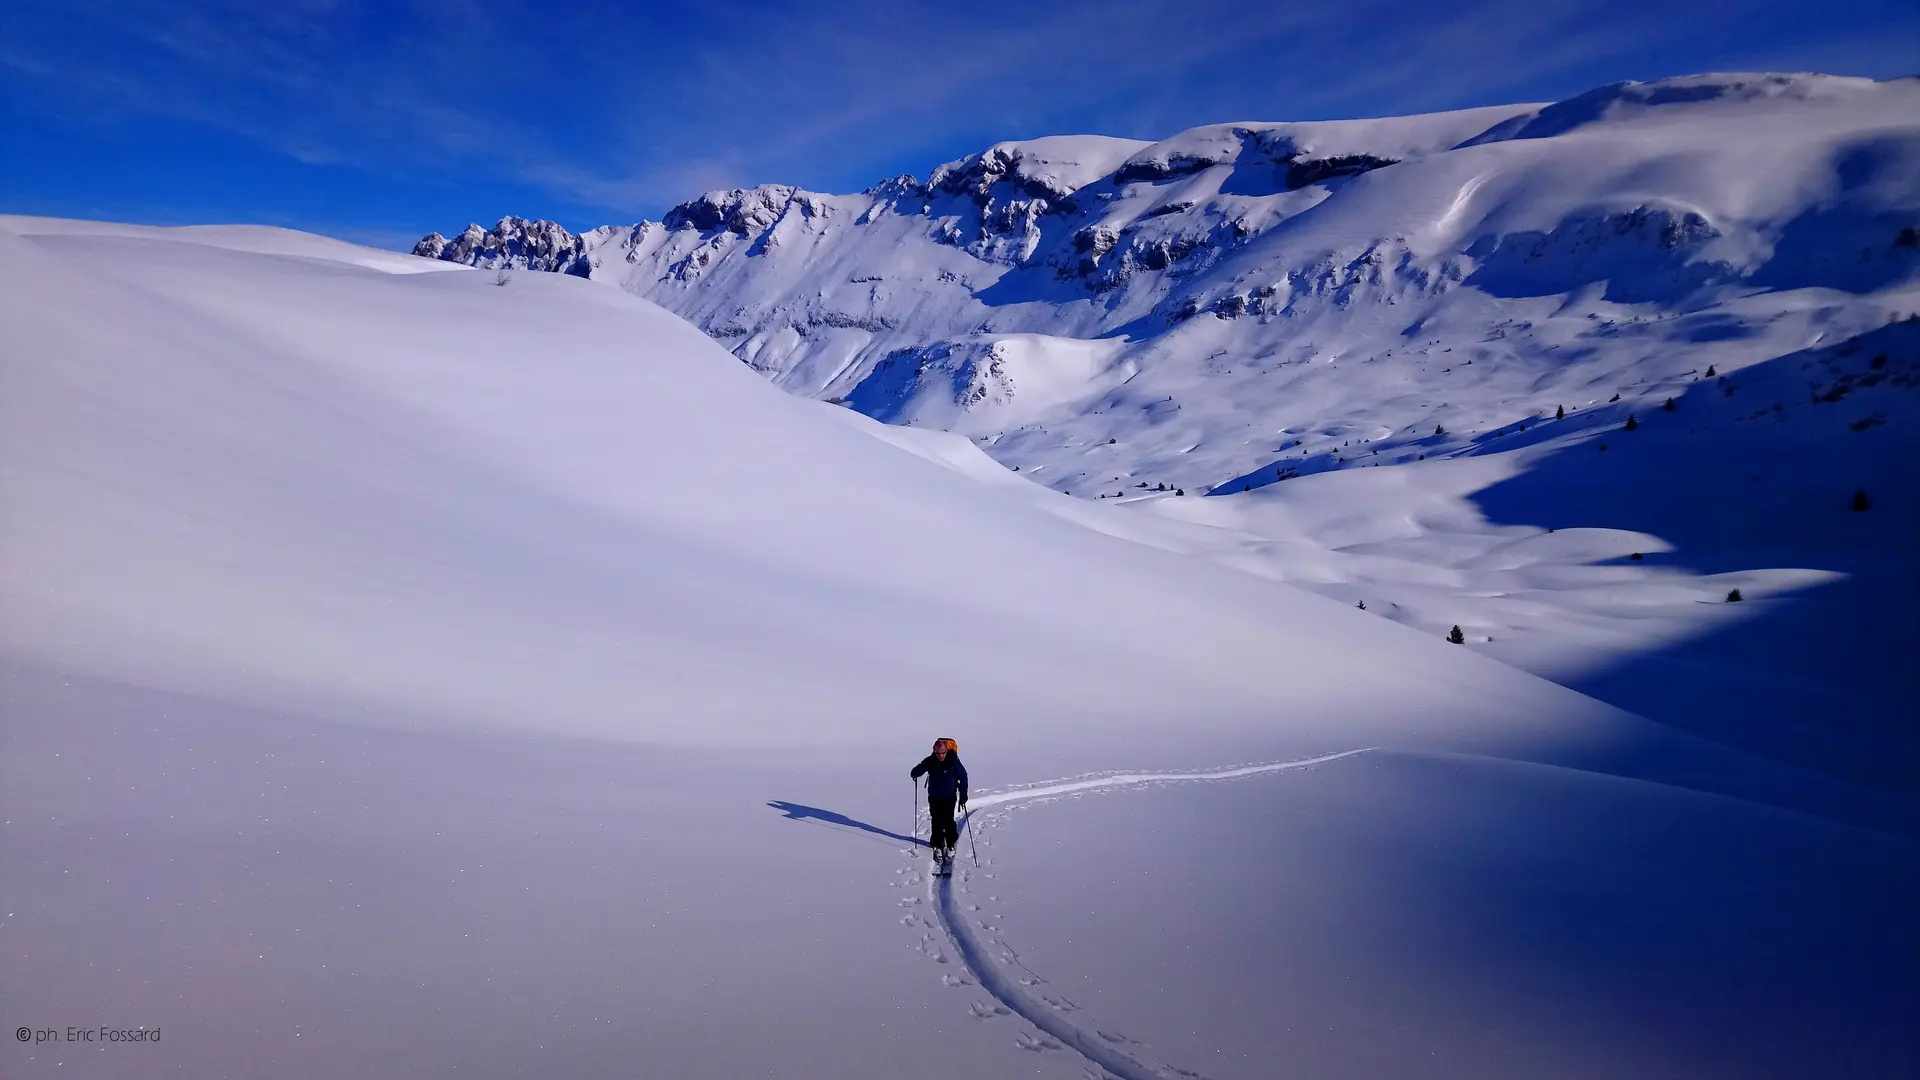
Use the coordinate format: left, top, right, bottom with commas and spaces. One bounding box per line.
3, 220, 1916, 1079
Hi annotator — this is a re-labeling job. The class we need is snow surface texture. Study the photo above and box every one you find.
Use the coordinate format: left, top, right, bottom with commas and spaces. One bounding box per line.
417, 71, 1920, 788
944, 753, 1917, 1080
918, 752, 1374, 1080
3, 87, 1917, 1079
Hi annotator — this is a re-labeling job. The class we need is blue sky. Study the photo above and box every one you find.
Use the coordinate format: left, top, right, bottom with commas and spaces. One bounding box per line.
3, 0, 1915, 249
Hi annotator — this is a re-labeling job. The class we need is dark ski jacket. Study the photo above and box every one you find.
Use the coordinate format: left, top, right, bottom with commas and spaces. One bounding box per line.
911, 754, 968, 803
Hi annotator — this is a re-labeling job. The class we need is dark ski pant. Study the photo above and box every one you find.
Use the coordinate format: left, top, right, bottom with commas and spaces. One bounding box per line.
929, 796, 958, 850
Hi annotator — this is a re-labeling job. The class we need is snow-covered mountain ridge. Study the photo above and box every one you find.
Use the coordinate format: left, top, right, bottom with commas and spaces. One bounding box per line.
415, 72, 1920, 500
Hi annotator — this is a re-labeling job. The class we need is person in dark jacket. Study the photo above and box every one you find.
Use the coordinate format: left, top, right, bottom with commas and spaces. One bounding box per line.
910, 738, 968, 861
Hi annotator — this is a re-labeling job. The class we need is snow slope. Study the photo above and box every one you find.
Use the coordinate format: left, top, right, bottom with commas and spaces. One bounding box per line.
3, 220, 1915, 1079
0, 218, 1636, 752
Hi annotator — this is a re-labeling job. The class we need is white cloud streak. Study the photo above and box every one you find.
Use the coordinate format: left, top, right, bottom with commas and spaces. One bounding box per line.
6, 0, 1913, 223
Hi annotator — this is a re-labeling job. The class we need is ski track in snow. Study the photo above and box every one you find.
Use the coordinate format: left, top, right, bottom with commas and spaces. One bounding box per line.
917, 749, 1374, 1080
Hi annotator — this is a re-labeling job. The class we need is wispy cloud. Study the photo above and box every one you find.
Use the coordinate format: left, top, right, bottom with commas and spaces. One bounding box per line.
4, 0, 547, 176
6, 0, 1915, 232
512, 159, 755, 218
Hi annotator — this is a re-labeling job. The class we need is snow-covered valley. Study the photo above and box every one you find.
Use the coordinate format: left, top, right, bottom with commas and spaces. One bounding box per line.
3, 70, 1918, 1080
416, 72, 1920, 786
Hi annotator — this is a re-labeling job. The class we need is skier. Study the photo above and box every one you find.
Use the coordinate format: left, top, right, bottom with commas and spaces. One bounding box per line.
910, 738, 968, 875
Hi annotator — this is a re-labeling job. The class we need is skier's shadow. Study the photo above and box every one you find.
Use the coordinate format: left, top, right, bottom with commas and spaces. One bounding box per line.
767, 801, 925, 847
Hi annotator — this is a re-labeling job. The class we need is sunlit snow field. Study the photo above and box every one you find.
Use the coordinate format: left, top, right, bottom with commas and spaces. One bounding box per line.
2, 143, 1916, 1080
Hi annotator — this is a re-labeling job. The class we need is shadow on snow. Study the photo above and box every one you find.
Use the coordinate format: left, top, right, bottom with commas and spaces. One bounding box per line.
1465, 320, 1920, 795
766, 801, 926, 847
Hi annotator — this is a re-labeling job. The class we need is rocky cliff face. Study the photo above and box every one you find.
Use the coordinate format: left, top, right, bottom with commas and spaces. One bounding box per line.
414, 217, 593, 276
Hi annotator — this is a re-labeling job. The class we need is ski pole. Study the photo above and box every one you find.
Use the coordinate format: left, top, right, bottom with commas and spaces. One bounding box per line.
965, 803, 979, 866
910, 777, 919, 847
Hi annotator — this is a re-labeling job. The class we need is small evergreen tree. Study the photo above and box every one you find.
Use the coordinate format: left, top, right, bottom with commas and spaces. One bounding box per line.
1624, 414, 1639, 431
1853, 489, 1871, 511
1610, 393, 1621, 402
1555, 404, 1565, 420
1357, 600, 1367, 611
1726, 588, 1744, 603
1662, 398, 1676, 411
1447, 625, 1466, 644
1630, 552, 1644, 560
1434, 424, 1446, 436
1705, 365, 1717, 377
1175, 488, 1185, 496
